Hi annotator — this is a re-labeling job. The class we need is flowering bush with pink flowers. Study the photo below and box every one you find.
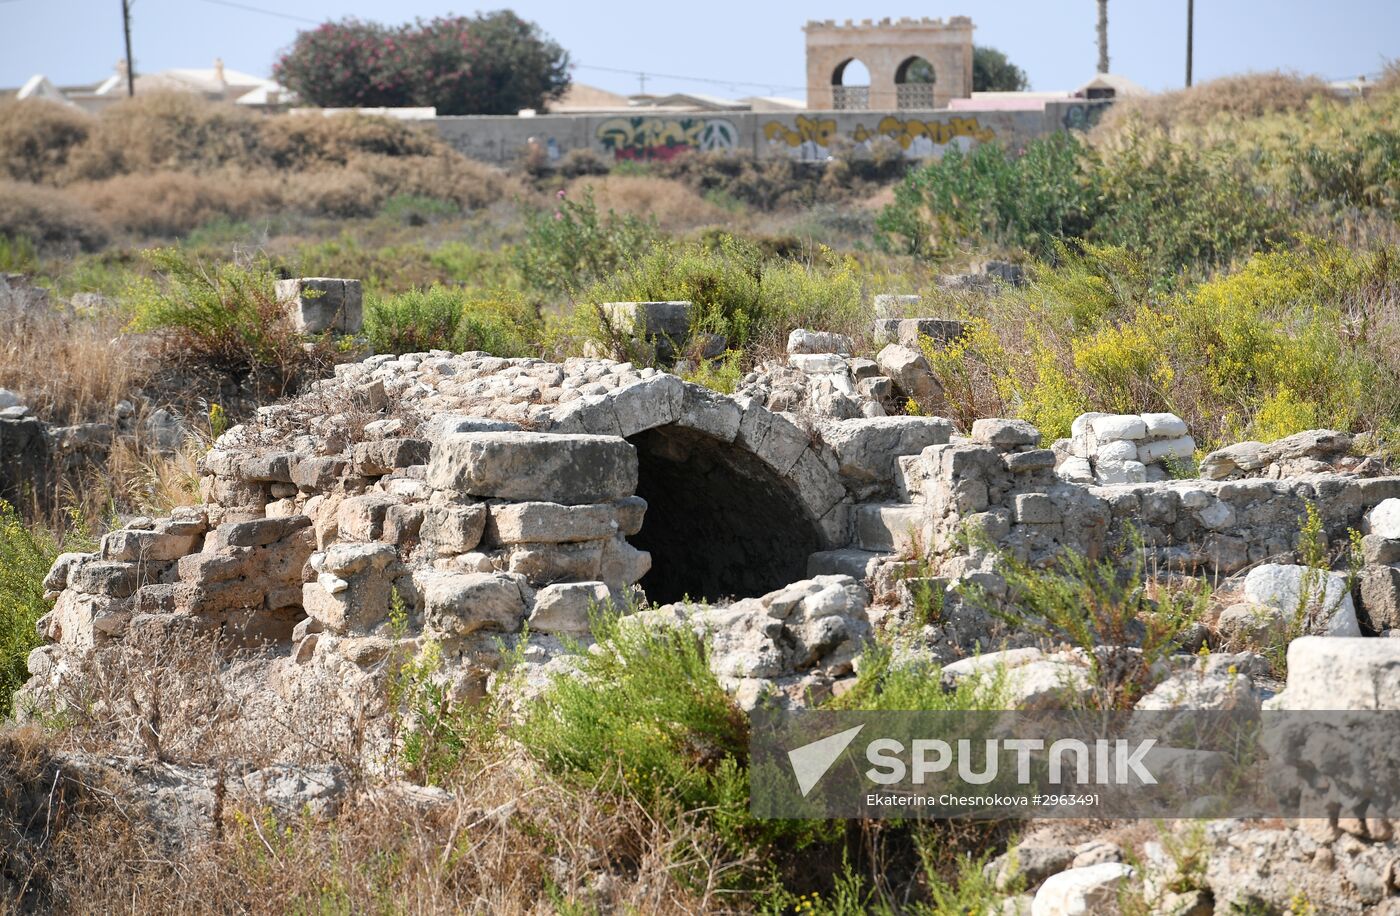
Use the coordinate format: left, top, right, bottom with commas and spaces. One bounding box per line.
274, 11, 570, 116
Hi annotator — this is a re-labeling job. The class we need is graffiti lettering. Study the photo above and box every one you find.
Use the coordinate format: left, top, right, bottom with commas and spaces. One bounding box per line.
761, 115, 996, 161
595, 117, 738, 161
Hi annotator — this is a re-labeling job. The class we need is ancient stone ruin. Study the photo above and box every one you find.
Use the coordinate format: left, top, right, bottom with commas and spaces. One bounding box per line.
20, 297, 1400, 911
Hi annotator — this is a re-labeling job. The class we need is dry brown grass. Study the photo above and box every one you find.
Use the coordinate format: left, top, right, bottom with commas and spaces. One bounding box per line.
0, 180, 107, 250
0, 95, 518, 245
0, 99, 91, 185
70, 170, 285, 237
1092, 71, 1337, 140
5, 625, 739, 914
568, 174, 727, 234
0, 303, 147, 426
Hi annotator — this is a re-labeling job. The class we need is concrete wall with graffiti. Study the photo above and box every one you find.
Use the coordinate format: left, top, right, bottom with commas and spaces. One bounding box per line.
432, 100, 1109, 166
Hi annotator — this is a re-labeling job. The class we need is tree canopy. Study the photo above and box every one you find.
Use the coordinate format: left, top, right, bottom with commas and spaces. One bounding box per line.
274, 11, 571, 116
973, 46, 1030, 92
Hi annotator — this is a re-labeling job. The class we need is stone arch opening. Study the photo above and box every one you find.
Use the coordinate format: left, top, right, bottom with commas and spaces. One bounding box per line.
831, 58, 870, 110
895, 56, 936, 109
626, 423, 823, 605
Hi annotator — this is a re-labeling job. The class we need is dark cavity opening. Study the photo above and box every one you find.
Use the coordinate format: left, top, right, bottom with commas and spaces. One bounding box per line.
627, 424, 823, 605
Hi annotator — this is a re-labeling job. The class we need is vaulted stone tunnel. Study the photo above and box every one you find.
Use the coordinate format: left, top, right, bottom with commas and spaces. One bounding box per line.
626, 424, 824, 604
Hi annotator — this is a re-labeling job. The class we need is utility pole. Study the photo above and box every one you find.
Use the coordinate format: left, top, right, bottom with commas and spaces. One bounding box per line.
638, 72, 647, 94
1096, 0, 1109, 74
121, 0, 135, 97
1185, 0, 1195, 87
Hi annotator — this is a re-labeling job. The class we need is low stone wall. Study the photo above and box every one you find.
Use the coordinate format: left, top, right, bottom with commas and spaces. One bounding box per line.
432, 101, 1108, 166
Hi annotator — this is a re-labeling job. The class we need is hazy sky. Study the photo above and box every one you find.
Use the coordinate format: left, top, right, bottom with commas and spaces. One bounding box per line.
3, 0, 1397, 98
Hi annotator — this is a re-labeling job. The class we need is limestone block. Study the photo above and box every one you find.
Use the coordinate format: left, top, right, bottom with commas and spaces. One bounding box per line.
177, 549, 251, 585
1070, 412, 1108, 439
1368, 499, 1400, 539
417, 571, 527, 637
1088, 414, 1147, 441
786, 448, 847, 518
276, 278, 363, 334
735, 404, 808, 476
807, 548, 885, 580
853, 503, 926, 553
1137, 436, 1195, 464
528, 581, 612, 635
1031, 863, 1135, 916
876, 344, 940, 402
42, 590, 130, 649
1141, 413, 1188, 438
207, 515, 312, 551
1361, 534, 1400, 566
1243, 563, 1360, 636
787, 329, 854, 355
599, 497, 642, 538
1056, 456, 1094, 484
351, 438, 431, 476
601, 300, 690, 339
488, 501, 619, 544
599, 537, 651, 593
1095, 460, 1147, 486
336, 494, 400, 542
303, 543, 398, 634
1014, 493, 1057, 525
787, 353, 848, 375
427, 432, 637, 505
68, 559, 140, 598
943, 649, 1093, 711
1095, 440, 1138, 463
677, 383, 741, 442
100, 527, 200, 563
971, 418, 1040, 448
1267, 636, 1400, 709
421, 504, 487, 556
1358, 565, 1400, 633
1003, 449, 1056, 473
290, 456, 347, 491
823, 416, 953, 492
507, 540, 604, 584
609, 374, 683, 437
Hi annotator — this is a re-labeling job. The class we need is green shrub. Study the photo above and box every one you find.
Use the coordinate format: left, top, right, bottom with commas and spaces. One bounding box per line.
876, 133, 1097, 259
513, 188, 656, 298
520, 612, 755, 846
364, 284, 540, 356
1, 504, 90, 718
126, 247, 326, 382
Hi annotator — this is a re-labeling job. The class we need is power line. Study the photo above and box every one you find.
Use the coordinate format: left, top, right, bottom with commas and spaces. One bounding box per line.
193, 0, 318, 24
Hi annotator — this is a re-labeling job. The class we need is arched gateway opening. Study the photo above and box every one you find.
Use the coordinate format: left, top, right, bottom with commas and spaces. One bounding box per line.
626, 424, 824, 605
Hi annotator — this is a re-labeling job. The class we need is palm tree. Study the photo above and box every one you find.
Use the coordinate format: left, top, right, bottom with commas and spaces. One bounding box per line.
1096, 0, 1110, 73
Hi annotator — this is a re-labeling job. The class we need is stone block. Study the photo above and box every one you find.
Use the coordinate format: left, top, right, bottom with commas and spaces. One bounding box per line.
1243, 563, 1360, 636
43, 591, 129, 649
487, 501, 619, 544
876, 344, 940, 402
1095, 460, 1147, 485
601, 301, 690, 339
1269, 636, 1400, 710
853, 503, 925, 553
208, 515, 312, 550
599, 537, 651, 593
276, 278, 363, 334
1368, 499, 1400, 539
806, 548, 884, 580
100, 527, 200, 563
613, 496, 647, 536
788, 353, 848, 374
823, 416, 954, 489
1137, 436, 1196, 464
1089, 414, 1148, 441
971, 418, 1040, 448
418, 572, 527, 637
787, 328, 854, 355
421, 504, 487, 555
1032, 863, 1135, 915
528, 581, 612, 635
1014, 493, 1058, 525
1003, 449, 1056, 473
68, 559, 140, 598
428, 432, 637, 505
351, 438, 431, 476
291, 456, 347, 491
507, 541, 604, 584
1141, 413, 1188, 438
336, 494, 400, 542
1359, 565, 1400, 633
1361, 534, 1400, 566
677, 383, 741, 442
